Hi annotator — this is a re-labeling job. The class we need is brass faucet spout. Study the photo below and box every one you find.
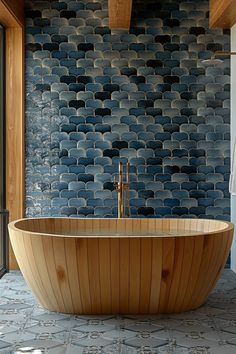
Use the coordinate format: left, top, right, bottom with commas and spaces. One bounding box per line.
114, 162, 130, 218
118, 162, 123, 218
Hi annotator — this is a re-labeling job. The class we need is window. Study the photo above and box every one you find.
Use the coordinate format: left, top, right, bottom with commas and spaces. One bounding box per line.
0, 24, 8, 277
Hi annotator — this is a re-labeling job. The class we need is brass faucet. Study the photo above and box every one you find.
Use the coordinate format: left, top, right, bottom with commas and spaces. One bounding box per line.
114, 162, 130, 218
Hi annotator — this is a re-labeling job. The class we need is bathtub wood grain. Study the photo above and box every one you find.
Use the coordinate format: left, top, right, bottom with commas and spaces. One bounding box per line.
9, 218, 234, 314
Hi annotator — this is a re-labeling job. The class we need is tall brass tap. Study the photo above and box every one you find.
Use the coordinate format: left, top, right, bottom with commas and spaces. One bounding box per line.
114, 162, 130, 218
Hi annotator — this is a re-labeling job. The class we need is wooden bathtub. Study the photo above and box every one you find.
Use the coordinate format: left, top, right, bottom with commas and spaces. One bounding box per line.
8, 218, 233, 314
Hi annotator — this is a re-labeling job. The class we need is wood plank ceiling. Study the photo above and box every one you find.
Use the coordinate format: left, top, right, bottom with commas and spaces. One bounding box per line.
108, 0, 133, 29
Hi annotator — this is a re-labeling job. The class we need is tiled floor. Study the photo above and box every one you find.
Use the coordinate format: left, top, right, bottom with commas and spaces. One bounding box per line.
0, 271, 236, 353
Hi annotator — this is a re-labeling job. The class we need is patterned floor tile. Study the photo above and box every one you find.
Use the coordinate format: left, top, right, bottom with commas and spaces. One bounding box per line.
0, 340, 11, 350
0, 270, 236, 353
1, 331, 36, 345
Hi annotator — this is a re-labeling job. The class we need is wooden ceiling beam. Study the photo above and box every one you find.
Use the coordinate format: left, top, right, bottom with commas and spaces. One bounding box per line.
210, 0, 236, 28
108, 0, 133, 29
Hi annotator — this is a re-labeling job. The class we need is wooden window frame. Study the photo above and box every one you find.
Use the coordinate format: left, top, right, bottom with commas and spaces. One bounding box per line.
0, 0, 24, 269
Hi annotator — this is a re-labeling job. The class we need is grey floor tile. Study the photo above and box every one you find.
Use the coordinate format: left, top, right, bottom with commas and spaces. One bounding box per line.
0, 270, 236, 353
0, 341, 11, 350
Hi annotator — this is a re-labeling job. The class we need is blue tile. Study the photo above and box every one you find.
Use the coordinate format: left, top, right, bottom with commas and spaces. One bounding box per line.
86, 115, 103, 124
95, 141, 111, 150
138, 174, 154, 182
153, 174, 171, 184
77, 173, 94, 183
60, 157, 77, 166
78, 206, 94, 216
130, 198, 146, 207
69, 165, 85, 174
138, 190, 154, 199
51, 197, 68, 207
165, 198, 180, 207
51, 181, 68, 191
155, 207, 172, 216
146, 198, 164, 208
68, 181, 85, 191
95, 157, 112, 166
78, 189, 94, 199
61, 207, 77, 216
25, 0, 230, 221
137, 207, 154, 216
87, 198, 103, 207
68, 198, 86, 207
94, 206, 111, 216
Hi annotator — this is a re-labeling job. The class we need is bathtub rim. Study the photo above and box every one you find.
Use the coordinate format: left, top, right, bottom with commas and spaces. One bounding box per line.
8, 217, 234, 239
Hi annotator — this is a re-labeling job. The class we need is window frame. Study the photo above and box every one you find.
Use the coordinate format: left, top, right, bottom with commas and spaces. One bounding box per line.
0, 0, 24, 269
0, 24, 9, 276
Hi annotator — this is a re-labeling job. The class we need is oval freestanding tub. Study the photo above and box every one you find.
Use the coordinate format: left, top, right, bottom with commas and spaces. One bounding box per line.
9, 218, 233, 314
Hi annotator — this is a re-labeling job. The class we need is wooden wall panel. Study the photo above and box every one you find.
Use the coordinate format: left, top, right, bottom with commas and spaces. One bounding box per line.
0, 0, 24, 269
210, 0, 236, 28
6, 27, 24, 269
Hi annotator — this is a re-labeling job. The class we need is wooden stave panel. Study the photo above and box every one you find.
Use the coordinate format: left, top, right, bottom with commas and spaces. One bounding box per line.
110, 237, 120, 313
193, 233, 224, 308
9, 218, 234, 314
98, 238, 112, 314
87, 238, 102, 313
139, 237, 152, 313
158, 237, 176, 313
166, 237, 186, 313
119, 238, 130, 313
199, 229, 233, 306
129, 237, 141, 313
173, 236, 195, 312
76, 238, 91, 313
149, 238, 163, 313
186, 234, 217, 310
64, 237, 83, 313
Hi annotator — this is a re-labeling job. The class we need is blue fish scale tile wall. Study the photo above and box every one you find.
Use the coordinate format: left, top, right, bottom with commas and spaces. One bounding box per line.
25, 0, 231, 220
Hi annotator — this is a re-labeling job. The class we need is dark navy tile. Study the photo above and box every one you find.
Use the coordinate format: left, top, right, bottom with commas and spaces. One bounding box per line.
172, 207, 189, 216
164, 198, 180, 207
164, 182, 180, 191
155, 207, 172, 216
164, 165, 180, 174
155, 35, 171, 44
138, 190, 154, 199
61, 207, 77, 216
181, 181, 197, 191
172, 190, 189, 199
137, 207, 154, 216
189, 190, 206, 199
60, 10, 76, 19
78, 206, 94, 216
154, 132, 172, 141
34, 18, 50, 27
